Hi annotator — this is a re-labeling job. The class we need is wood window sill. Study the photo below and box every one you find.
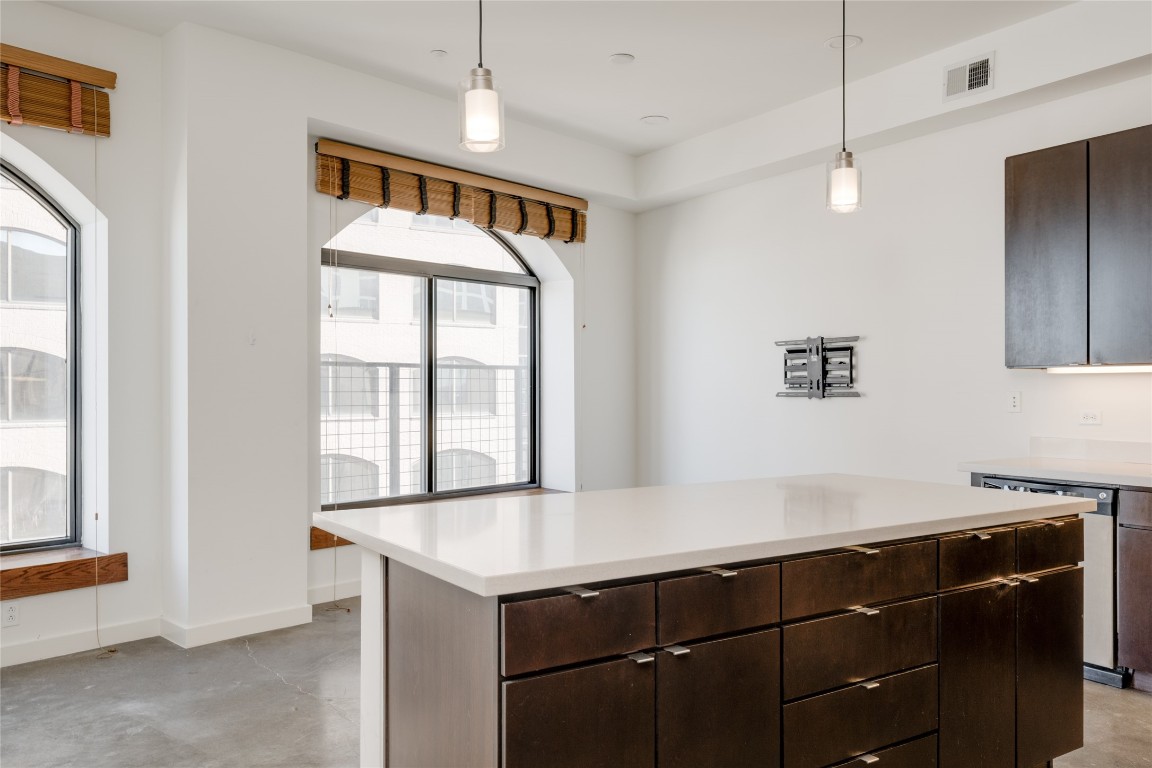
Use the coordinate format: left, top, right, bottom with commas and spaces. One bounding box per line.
310, 487, 564, 550
0, 548, 128, 600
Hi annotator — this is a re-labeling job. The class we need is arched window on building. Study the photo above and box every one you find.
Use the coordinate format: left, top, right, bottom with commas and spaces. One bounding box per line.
1, 163, 79, 551
320, 209, 536, 506
320, 454, 381, 506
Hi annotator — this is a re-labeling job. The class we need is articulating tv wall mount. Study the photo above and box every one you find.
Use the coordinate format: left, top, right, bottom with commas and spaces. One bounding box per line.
775, 336, 861, 399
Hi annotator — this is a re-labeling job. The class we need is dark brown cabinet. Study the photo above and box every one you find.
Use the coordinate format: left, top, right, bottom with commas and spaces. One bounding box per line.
656, 630, 780, 768
1118, 522, 1152, 672
1005, 124, 1152, 367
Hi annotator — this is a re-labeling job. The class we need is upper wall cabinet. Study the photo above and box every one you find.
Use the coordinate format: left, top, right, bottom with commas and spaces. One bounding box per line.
1005, 125, 1152, 368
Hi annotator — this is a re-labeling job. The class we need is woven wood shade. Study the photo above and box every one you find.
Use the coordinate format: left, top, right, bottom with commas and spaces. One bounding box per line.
1, 45, 115, 138
315, 140, 587, 244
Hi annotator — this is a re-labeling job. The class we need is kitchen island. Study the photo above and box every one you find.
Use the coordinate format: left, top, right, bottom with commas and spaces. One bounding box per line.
315, 473, 1093, 768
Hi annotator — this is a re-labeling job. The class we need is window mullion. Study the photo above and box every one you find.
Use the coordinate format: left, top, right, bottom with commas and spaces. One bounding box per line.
425, 276, 437, 496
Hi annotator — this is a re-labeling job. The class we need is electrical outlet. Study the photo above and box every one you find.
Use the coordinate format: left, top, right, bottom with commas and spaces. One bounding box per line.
1079, 410, 1102, 426
3, 603, 19, 628
1007, 391, 1022, 413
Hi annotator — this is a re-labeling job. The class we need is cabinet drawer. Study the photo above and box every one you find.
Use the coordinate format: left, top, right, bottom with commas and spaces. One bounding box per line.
828, 733, 938, 768
781, 541, 937, 621
1119, 491, 1152, 528
1017, 516, 1083, 575
938, 527, 1016, 590
501, 582, 655, 676
783, 665, 938, 768
502, 656, 655, 768
783, 596, 937, 700
658, 563, 780, 644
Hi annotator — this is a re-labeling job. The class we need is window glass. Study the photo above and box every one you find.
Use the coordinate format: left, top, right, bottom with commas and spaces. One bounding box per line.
320, 455, 381, 506
321, 265, 379, 320
0, 166, 77, 550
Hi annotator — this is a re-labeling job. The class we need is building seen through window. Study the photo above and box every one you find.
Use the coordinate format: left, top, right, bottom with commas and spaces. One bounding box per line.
320, 207, 536, 506
0, 166, 79, 550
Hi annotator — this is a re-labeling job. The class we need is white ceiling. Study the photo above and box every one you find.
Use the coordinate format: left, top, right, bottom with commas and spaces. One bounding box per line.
47, 0, 1070, 155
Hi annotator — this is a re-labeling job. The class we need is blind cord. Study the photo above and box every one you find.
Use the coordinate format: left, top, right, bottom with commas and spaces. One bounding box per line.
324, 159, 349, 614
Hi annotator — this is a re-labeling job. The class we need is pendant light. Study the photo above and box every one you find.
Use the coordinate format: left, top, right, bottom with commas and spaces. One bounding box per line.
827, 0, 861, 212
460, 0, 505, 152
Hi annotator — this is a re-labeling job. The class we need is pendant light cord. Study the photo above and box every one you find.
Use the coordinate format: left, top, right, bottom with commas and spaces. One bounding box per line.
841, 0, 846, 152
478, 0, 484, 68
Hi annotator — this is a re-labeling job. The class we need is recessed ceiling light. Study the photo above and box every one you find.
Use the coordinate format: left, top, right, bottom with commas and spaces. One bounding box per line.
640, 115, 670, 126
609, 53, 636, 65
824, 35, 862, 49
430, 49, 449, 58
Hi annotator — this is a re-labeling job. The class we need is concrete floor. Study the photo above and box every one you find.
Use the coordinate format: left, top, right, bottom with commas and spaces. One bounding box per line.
3, 597, 1151, 767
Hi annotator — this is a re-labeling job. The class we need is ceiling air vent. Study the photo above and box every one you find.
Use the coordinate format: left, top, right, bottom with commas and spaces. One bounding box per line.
943, 53, 995, 102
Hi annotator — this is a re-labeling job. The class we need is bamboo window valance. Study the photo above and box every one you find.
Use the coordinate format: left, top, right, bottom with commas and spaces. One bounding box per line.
315, 139, 587, 244
0, 45, 115, 138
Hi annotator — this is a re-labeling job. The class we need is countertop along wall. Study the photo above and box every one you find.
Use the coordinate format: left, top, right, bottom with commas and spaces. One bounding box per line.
636, 74, 1152, 487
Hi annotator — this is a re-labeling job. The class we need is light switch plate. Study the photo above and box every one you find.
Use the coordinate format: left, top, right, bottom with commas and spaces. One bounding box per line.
1007, 391, 1022, 413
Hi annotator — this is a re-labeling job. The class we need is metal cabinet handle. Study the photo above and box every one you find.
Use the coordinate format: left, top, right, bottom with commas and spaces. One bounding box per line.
627, 652, 655, 665
851, 606, 880, 616
995, 578, 1019, 587
1036, 519, 1065, 527
563, 586, 600, 599
663, 644, 691, 656
844, 545, 880, 555
966, 530, 992, 541
1014, 574, 1039, 583
857, 681, 880, 690
856, 755, 880, 765
700, 566, 738, 578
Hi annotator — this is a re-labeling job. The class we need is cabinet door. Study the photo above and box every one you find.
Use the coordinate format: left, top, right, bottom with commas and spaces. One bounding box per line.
657, 630, 780, 768
1017, 567, 1084, 767
502, 656, 654, 768
938, 581, 1016, 768
1089, 125, 1152, 364
1005, 141, 1088, 367
1118, 526, 1152, 671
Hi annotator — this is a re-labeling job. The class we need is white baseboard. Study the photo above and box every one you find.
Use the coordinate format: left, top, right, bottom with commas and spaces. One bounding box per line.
160, 604, 314, 648
308, 578, 361, 605
0, 617, 162, 668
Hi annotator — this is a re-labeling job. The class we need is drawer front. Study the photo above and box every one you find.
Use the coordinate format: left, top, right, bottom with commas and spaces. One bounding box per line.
783, 664, 938, 768
829, 733, 938, 768
502, 657, 655, 768
781, 541, 937, 621
1016, 516, 1083, 575
783, 596, 937, 700
938, 527, 1016, 590
657, 630, 781, 768
501, 583, 655, 676
1119, 490, 1152, 528
658, 563, 780, 644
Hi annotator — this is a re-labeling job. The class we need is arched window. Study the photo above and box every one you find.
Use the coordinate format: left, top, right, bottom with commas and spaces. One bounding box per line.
320, 207, 536, 506
1, 163, 79, 551
320, 454, 381, 506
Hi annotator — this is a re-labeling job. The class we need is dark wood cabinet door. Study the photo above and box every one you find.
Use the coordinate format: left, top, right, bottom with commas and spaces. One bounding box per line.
657, 563, 779, 645
502, 657, 655, 768
939, 581, 1016, 768
657, 630, 780, 768
1089, 125, 1152, 364
1005, 141, 1088, 367
1118, 525, 1152, 672
1017, 567, 1084, 767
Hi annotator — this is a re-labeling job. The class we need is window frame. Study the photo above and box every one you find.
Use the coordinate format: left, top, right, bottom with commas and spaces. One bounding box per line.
0, 160, 82, 553
319, 228, 540, 510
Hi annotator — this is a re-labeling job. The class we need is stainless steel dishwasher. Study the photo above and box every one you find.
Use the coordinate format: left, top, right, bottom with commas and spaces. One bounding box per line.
976, 475, 1125, 687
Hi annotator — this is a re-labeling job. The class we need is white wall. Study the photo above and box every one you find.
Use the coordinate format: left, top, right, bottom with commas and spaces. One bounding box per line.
0, 2, 165, 664
636, 75, 1152, 488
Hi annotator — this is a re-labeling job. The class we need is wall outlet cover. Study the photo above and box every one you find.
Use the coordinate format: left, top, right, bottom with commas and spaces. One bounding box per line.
3, 603, 19, 628
1079, 410, 1103, 426
1008, 391, 1022, 413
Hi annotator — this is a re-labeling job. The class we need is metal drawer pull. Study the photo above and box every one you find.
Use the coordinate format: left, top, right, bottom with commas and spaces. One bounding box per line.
1036, 519, 1065, 527
967, 530, 992, 541
627, 652, 655, 665
664, 644, 691, 656
996, 578, 1019, 587
852, 606, 880, 616
856, 756, 880, 765
857, 681, 880, 690
1015, 574, 1039, 583
563, 586, 600, 599
844, 545, 880, 555
700, 566, 738, 578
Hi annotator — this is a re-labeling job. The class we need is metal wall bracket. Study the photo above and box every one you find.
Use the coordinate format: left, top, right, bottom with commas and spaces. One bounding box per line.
775, 335, 861, 399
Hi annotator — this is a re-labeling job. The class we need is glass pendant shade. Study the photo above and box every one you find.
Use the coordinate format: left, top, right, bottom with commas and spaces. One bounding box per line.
460, 68, 504, 153
827, 151, 861, 213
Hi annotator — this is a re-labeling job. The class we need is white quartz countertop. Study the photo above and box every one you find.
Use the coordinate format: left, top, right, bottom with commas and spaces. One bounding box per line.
959, 457, 1152, 488
313, 474, 1093, 597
